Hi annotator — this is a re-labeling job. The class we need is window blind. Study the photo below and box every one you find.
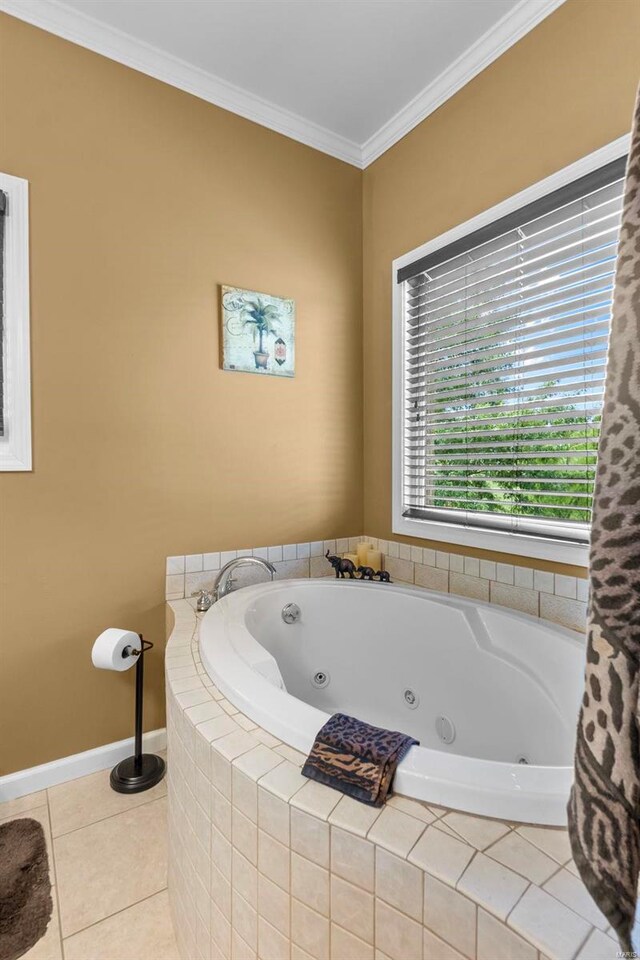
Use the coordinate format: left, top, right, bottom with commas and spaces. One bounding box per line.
399, 158, 626, 544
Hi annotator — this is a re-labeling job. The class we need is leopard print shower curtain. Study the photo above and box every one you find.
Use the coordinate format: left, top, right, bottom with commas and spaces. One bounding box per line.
568, 86, 640, 952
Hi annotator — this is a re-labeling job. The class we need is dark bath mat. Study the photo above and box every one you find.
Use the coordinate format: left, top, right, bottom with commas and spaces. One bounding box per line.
0, 818, 53, 960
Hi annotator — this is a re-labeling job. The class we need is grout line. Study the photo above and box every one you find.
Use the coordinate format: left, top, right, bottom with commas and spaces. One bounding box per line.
51, 791, 167, 841
475, 902, 479, 960
504, 879, 532, 921
543, 860, 567, 886
571, 925, 594, 960
455, 847, 479, 891
44, 792, 64, 960
60, 884, 169, 949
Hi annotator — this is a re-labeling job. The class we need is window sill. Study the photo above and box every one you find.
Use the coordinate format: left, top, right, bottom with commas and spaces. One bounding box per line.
392, 513, 588, 567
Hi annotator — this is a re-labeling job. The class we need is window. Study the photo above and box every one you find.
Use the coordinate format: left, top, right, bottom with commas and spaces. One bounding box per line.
0, 171, 31, 472
392, 138, 629, 564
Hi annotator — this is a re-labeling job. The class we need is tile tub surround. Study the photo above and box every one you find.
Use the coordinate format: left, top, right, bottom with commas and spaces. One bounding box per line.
166, 599, 614, 960
166, 536, 588, 633
165, 539, 363, 600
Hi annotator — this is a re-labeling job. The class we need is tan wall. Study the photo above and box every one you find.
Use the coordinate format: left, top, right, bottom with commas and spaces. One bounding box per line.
1, 0, 638, 774
362, 0, 640, 578
0, 14, 363, 774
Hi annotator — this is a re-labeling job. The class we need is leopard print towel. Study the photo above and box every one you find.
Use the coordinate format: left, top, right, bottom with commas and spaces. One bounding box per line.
568, 85, 640, 952
302, 712, 418, 807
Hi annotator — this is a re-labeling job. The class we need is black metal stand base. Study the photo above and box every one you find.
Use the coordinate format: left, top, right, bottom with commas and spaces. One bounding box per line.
109, 635, 165, 794
110, 753, 166, 794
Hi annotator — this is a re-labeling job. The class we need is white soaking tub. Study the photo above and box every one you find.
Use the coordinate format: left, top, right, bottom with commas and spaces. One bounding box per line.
199, 578, 584, 825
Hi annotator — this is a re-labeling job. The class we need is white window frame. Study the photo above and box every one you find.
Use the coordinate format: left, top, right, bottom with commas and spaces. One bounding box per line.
392, 135, 630, 566
0, 171, 31, 472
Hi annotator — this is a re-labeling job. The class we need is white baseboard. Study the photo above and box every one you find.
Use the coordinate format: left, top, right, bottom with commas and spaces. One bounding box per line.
0, 728, 167, 802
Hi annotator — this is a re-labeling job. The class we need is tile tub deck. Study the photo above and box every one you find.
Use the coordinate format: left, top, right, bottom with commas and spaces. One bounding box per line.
166, 597, 617, 960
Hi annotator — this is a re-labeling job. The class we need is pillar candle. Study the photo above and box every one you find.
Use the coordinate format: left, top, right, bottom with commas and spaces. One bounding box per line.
367, 550, 382, 571
356, 542, 373, 565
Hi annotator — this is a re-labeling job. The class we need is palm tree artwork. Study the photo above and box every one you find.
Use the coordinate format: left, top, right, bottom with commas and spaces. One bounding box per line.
242, 298, 280, 370
221, 285, 295, 378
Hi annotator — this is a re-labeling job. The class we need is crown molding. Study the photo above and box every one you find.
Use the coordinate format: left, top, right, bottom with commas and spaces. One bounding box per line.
360, 0, 567, 167
0, 0, 362, 167
1, 0, 566, 169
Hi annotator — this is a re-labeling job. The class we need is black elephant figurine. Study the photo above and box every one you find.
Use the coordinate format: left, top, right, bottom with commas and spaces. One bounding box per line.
357, 565, 376, 580
325, 550, 357, 578
376, 570, 392, 582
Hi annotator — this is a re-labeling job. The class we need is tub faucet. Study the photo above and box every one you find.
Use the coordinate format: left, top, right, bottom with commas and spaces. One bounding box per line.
212, 556, 277, 603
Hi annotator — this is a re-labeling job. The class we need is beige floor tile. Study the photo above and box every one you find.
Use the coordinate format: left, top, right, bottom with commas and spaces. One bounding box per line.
48, 767, 167, 837
63, 889, 179, 960
0, 789, 48, 820
21, 886, 62, 960
54, 796, 167, 937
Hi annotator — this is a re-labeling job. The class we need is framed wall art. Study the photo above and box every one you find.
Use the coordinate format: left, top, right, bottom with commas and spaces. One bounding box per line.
221, 285, 295, 378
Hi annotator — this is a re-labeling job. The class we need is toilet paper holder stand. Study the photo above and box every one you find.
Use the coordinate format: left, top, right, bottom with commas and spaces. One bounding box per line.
110, 635, 166, 794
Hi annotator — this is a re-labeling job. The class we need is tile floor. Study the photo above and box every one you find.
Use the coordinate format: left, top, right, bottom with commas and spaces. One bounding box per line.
0, 756, 178, 960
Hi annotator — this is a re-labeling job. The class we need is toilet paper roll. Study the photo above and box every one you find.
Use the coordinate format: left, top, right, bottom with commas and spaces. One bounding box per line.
92, 628, 140, 672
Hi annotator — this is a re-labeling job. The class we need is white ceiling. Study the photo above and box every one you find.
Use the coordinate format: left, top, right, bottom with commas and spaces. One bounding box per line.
56, 0, 521, 142
2, 0, 565, 166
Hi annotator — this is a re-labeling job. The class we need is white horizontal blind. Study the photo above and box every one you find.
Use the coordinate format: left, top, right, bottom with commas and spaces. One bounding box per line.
401, 163, 625, 543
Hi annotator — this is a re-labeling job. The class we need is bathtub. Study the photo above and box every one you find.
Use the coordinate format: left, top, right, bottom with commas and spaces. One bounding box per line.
199, 578, 585, 825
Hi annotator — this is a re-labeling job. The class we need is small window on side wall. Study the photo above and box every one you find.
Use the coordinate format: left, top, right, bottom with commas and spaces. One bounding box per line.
392, 137, 630, 566
0, 171, 31, 471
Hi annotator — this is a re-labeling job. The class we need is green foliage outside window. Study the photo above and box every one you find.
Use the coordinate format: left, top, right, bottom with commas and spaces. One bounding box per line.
428, 343, 599, 523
